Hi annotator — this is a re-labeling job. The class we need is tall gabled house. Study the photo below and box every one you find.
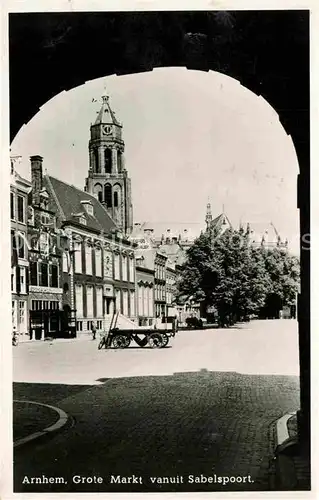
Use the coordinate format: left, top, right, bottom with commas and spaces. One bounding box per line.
10, 158, 31, 339
27, 156, 66, 340
45, 172, 137, 336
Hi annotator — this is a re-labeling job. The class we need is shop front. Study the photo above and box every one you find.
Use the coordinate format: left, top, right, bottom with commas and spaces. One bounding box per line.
28, 286, 68, 339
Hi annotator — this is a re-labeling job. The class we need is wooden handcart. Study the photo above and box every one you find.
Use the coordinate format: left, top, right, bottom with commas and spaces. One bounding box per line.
98, 312, 176, 350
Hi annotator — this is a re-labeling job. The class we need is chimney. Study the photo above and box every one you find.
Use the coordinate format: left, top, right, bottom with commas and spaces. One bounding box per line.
30, 155, 43, 206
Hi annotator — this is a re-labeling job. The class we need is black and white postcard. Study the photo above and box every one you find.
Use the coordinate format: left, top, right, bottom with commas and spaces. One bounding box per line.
1, 1, 314, 498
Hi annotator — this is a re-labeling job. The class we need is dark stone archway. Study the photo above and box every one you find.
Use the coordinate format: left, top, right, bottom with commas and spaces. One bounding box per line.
9, 10, 310, 443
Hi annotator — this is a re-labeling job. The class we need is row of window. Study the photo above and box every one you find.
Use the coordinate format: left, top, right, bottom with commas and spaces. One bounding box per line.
72, 243, 102, 276
29, 261, 59, 288
30, 232, 54, 255
10, 192, 26, 223
114, 288, 136, 317
12, 229, 59, 260
11, 230, 26, 259
137, 286, 154, 318
155, 264, 166, 281
31, 300, 60, 311
11, 266, 27, 294
12, 300, 27, 332
114, 253, 134, 282
72, 243, 134, 282
94, 184, 121, 208
92, 148, 122, 175
75, 284, 103, 318
155, 284, 166, 302
76, 285, 136, 319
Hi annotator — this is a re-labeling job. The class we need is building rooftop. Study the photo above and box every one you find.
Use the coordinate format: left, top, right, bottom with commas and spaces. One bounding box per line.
94, 95, 121, 127
246, 221, 288, 248
207, 212, 232, 233
45, 175, 118, 235
134, 221, 201, 242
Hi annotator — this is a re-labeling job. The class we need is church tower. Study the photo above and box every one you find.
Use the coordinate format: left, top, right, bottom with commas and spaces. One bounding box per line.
205, 202, 213, 231
84, 94, 133, 235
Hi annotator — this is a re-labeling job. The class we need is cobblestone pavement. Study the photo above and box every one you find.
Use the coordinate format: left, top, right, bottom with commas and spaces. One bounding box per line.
13, 320, 300, 493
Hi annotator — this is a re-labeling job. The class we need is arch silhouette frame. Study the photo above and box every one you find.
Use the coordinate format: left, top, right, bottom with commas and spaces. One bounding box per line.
9, 10, 310, 445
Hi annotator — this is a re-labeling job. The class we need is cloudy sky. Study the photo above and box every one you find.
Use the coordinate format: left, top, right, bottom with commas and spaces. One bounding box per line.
11, 67, 299, 253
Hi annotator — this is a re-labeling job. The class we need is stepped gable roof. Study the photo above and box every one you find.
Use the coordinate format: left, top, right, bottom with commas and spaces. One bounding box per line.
45, 175, 118, 234
247, 221, 284, 245
94, 95, 121, 127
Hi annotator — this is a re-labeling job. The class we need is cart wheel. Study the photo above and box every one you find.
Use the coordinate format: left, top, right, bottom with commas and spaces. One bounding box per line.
148, 333, 164, 348
160, 333, 169, 347
112, 334, 128, 349
123, 336, 131, 348
98, 337, 106, 350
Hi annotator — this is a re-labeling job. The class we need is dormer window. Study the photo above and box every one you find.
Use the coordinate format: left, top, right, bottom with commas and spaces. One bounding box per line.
72, 211, 87, 226
81, 200, 94, 216
41, 213, 50, 226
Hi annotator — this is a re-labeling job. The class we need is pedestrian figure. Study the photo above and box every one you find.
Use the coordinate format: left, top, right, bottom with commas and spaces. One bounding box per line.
12, 326, 18, 346
92, 321, 97, 340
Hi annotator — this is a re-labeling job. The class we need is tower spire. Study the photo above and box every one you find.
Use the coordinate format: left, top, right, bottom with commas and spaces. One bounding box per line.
94, 90, 120, 126
205, 200, 213, 229
84, 90, 133, 235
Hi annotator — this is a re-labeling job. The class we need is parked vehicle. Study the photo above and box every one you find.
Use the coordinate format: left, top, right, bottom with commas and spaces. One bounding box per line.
185, 316, 206, 329
98, 329, 169, 350
98, 312, 176, 350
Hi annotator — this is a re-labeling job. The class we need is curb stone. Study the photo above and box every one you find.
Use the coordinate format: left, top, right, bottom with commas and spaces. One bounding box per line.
274, 412, 298, 489
17, 336, 92, 344
14, 400, 70, 448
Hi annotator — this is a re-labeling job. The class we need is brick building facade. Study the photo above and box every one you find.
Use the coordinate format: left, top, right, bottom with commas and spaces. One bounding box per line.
45, 173, 137, 335
27, 156, 65, 339
135, 253, 155, 326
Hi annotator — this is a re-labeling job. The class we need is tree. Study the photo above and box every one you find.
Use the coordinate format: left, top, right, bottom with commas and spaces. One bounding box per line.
177, 227, 300, 325
178, 228, 269, 324
259, 247, 300, 318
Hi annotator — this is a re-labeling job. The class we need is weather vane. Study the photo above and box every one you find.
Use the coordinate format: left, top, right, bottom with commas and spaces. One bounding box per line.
102, 82, 109, 102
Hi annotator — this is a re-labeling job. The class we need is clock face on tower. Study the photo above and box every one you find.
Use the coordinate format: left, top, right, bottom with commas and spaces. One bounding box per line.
102, 125, 112, 135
